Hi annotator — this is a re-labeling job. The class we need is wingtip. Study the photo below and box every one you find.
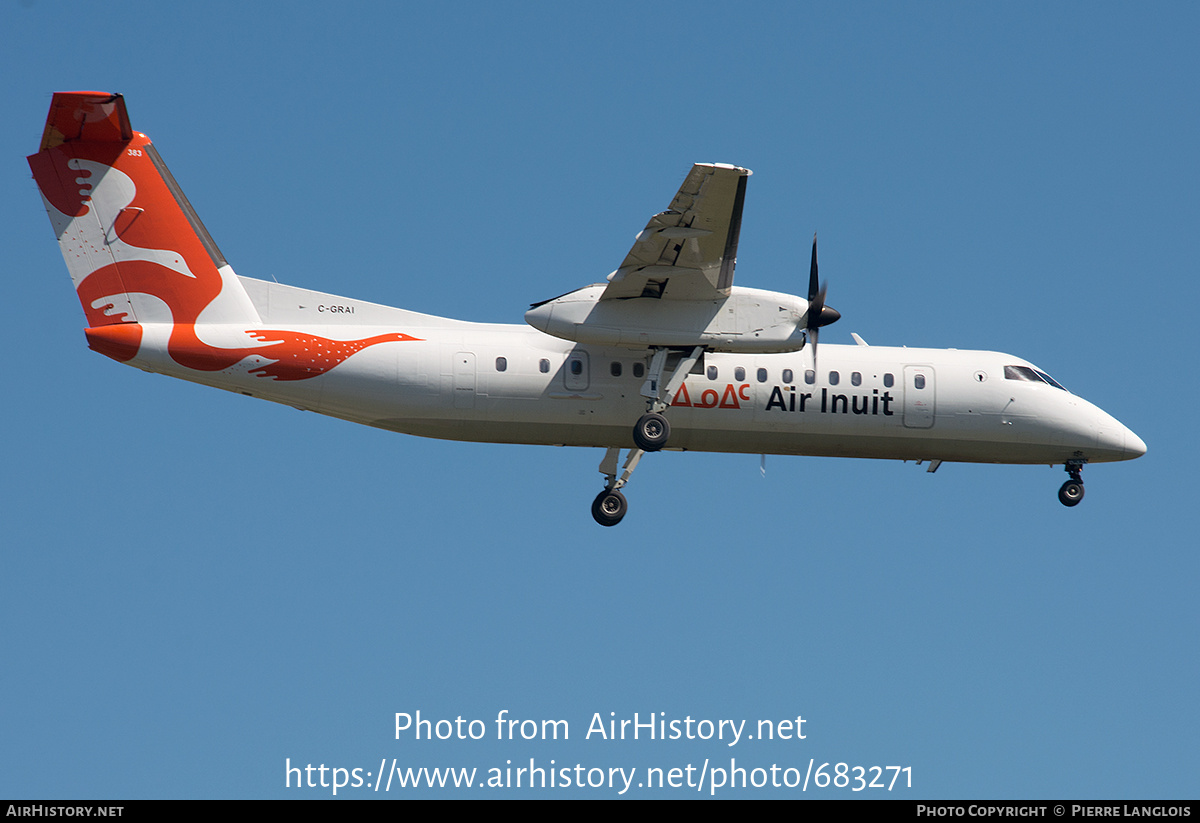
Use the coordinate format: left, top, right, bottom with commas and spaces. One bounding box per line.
695, 162, 753, 176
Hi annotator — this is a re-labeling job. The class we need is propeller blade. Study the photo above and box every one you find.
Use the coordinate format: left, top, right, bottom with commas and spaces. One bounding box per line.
808, 233, 819, 302
805, 234, 827, 370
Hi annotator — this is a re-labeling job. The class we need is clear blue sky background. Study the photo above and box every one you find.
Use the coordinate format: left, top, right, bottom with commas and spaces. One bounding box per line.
3, 1, 1196, 799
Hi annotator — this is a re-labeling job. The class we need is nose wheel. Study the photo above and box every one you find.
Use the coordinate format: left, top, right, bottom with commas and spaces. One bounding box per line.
1058, 459, 1086, 507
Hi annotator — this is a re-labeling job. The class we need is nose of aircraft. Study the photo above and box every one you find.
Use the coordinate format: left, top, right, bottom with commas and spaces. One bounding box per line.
1123, 426, 1148, 460
1093, 410, 1147, 462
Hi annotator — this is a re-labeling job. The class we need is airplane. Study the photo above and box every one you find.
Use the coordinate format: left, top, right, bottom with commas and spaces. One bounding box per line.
28, 91, 1146, 527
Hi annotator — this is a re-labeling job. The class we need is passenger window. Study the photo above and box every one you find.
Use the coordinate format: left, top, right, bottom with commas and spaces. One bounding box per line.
495, 356, 507, 372
884, 373, 894, 388
782, 368, 793, 384
707, 365, 718, 380
851, 371, 861, 386
539, 359, 550, 374
633, 362, 645, 378
914, 374, 926, 389
570, 359, 583, 376
805, 369, 816, 385
757, 368, 768, 383
829, 371, 840, 386
735, 366, 746, 382
610, 361, 622, 377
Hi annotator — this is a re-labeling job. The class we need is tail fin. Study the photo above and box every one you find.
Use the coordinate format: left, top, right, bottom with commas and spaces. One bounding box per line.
28, 92, 258, 361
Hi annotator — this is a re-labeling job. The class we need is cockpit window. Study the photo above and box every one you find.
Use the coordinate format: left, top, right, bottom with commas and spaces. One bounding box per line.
1004, 365, 1066, 390
1034, 369, 1067, 391
1004, 365, 1041, 382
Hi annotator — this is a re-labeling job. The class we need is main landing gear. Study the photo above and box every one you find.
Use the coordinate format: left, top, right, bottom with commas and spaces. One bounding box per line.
632, 412, 670, 451
591, 487, 628, 527
590, 346, 703, 526
592, 447, 643, 527
1058, 459, 1086, 507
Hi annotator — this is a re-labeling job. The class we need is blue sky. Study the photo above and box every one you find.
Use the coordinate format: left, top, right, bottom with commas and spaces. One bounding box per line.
3, 1, 1196, 799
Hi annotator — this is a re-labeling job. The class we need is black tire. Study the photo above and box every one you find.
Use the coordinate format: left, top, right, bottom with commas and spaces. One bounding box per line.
1058, 480, 1085, 507
632, 412, 670, 452
591, 489, 628, 527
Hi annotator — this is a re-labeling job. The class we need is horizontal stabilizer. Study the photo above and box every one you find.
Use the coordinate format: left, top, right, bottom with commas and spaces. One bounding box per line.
38, 91, 133, 150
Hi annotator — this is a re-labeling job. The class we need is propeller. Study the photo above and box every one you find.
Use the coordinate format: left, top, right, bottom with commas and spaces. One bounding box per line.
804, 233, 840, 371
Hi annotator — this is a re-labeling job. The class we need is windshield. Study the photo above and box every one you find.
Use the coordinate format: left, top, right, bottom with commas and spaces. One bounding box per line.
1004, 365, 1067, 391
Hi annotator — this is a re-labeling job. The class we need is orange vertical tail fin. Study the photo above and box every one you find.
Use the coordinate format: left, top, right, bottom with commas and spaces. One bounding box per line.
28, 92, 258, 360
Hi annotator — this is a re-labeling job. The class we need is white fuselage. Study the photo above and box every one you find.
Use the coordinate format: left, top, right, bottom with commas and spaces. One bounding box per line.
123, 277, 1144, 468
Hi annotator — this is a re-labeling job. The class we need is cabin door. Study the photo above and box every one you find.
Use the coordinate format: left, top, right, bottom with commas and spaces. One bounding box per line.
902, 365, 935, 428
453, 352, 476, 409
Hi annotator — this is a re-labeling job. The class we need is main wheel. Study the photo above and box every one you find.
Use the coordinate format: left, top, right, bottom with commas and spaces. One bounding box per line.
632, 412, 670, 452
1058, 480, 1085, 507
591, 489, 628, 527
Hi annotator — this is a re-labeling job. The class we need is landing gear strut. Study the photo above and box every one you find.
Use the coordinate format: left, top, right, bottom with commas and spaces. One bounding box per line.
590, 346, 705, 526
1058, 459, 1086, 507
591, 446, 643, 527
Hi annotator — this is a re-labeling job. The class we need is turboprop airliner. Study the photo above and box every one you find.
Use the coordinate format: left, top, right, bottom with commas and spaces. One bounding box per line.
29, 91, 1146, 526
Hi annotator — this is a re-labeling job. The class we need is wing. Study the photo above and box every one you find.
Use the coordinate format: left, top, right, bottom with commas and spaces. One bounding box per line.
601, 163, 751, 301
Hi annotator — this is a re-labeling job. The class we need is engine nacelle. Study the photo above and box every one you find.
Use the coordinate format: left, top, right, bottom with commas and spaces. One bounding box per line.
525, 285, 812, 353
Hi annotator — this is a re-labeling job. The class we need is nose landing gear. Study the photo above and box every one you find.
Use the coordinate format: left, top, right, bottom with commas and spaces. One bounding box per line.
1058, 459, 1086, 507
